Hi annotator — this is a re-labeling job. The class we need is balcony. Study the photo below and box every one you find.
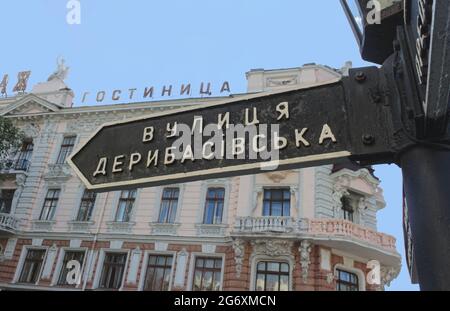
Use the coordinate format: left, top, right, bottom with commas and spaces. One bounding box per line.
0, 213, 19, 234
232, 217, 397, 253
0, 158, 31, 174
234, 216, 295, 234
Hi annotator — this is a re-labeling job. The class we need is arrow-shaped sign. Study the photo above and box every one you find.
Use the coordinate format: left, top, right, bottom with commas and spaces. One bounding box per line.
68, 68, 394, 192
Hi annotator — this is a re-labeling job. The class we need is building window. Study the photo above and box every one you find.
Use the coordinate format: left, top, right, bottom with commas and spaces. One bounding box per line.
143, 255, 173, 291
76, 190, 97, 221
57, 251, 85, 286
255, 261, 289, 291
99, 253, 127, 289
115, 189, 137, 222
56, 136, 76, 164
18, 249, 46, 284
39, 189, 60, 221
263, 188, 291, 217
158, 188, 179, 224
192, 257, 222, 291
15, 141, 33, 171
341, 191, 363, 222
203, 187, 225, 224
0, 189, 15, 214
336, 269, 359, 291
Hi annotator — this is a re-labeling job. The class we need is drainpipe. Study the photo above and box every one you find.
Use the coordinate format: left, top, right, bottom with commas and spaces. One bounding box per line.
82, 191, 110, 291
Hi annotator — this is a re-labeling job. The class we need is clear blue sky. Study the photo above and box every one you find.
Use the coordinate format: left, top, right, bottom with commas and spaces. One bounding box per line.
0, 0, 419, 290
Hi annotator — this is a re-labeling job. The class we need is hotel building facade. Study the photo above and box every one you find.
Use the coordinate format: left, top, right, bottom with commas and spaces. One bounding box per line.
0, 63, 400, 291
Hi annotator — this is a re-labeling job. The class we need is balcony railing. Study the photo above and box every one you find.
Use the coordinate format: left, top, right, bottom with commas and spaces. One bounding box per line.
233, 217, 397, 252
0, 213, 19, 233
234, 216, 295, 233
0, 158, 31, 172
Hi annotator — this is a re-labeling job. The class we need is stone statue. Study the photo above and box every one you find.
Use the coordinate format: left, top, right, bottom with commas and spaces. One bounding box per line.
47, 56, 70, 82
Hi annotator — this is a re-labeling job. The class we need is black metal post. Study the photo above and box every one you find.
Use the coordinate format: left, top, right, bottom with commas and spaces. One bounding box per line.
400, 145, 450, 291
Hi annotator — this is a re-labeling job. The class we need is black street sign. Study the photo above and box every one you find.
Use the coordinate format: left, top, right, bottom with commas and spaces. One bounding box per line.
68, 68, 394, 192
404, 0, 450, 136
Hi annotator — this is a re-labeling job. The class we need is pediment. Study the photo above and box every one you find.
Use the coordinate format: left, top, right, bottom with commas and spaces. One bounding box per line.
0, 94, 61, 116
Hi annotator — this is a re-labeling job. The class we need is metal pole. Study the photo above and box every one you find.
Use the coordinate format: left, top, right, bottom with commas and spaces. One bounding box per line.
400, 145, 450, 290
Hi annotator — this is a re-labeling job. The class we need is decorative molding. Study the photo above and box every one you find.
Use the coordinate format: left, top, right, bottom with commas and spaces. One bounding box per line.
266, 171, 289, 183
42, 243, 58, 279
252, 186, 263, 212
22, 123, 41, 138
326, 272, 334, 284
106, 221, 136, 234
4, 238, 17, 260
149, 223, 180, 236
251, 239, 293, 257
381, 265, 400, 288
174, 248, 188, 287
299, 240, 312, 283
154, 242, 169, 251
232, 239, 246, 278
67, 221, 95, 233
266, 76, 298, 88
195, 224, 227, 237
69, 239, 82, 248
201, 244, 216, 254
332, 183, 349, 219
31, 220, 55, 232
44, 163, 72, 180
110, 240, 124, 249
127, 247, 142, 285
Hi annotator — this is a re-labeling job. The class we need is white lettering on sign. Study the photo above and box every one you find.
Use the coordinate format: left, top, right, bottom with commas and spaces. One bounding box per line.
90, 122, 339, 178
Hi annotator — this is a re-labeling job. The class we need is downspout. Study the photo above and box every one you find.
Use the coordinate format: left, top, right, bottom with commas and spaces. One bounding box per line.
82, 191, 110, 291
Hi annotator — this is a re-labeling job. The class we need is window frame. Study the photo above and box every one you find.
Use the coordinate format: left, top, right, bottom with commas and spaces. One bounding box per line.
188, 253, 225, 291
16, 247, 47, 285
97, 251, 129, 290
0, 189, 16, 214
141, 253, 175, 291
75, 189, 97, 222
333, 264, 365, 291
139, 250, 176, 291
250, 255, 294, 291
335, 268, 360, 291
15, 140, 33, 171
54, 248, 88, 287
262, 187, 291, 217
341, 190, 365, 223
203, 187, 226, 225
114, 189, 137, 223
254, 260, 290, 291
56, 135, 77, 164
158, 187, 180, 224
39, 189, 61, 221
